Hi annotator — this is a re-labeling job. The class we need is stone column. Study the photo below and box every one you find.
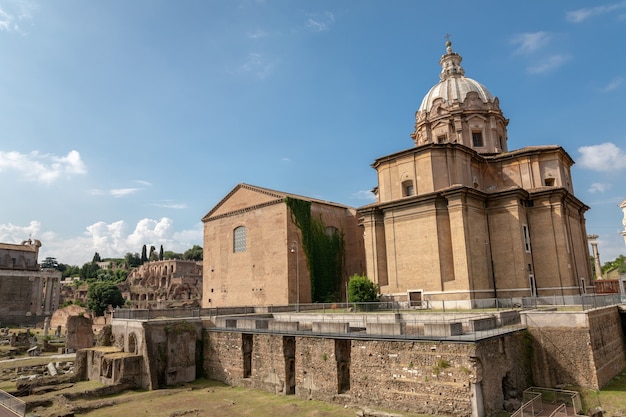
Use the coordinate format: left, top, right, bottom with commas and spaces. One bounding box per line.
587, 234, 602, 280
52, 276, 60, 311
44, 277, 54, 314
35, 276, 45, 316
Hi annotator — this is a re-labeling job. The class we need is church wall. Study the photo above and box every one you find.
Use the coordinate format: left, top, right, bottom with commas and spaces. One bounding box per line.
566, 202, 593, 287
360, 210, 387, 287
203, 202, 290, 307
527, 192, 580, 295
381, 198, 444, 297
486, 193, 532, 297
309, 203, 365, 288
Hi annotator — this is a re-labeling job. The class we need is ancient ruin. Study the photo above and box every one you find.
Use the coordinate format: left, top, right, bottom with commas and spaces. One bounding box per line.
120, 259, 202, 309
0, 240, 61, 327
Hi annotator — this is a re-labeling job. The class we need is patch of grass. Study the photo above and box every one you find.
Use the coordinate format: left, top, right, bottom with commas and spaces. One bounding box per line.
45, 379, 359, 417
573, 368, 626, 416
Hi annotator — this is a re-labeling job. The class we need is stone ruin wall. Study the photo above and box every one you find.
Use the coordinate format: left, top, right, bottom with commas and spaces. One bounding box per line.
524, 306, 626, 390
587, 307, 626, 388
203, 330, 531, 416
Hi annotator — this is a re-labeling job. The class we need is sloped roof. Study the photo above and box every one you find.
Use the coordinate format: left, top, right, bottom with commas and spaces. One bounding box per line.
201, 183, 355, 222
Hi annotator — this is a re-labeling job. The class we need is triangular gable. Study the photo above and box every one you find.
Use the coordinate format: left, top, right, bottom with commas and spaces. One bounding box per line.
202, 183, 286, 222
202, 183, 357, 222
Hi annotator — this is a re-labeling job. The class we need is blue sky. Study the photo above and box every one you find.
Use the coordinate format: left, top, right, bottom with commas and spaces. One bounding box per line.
1, 0, 625, 267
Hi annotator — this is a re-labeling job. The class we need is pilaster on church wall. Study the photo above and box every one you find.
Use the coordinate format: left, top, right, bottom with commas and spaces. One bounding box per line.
486, 193, 530, 294
565, 197, 592, 284
441, 191, 473, 297
382, 202, 443, 294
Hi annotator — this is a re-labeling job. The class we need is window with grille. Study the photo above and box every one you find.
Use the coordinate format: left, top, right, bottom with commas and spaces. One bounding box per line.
233, 226, 247, 253
472, 131, 484, 147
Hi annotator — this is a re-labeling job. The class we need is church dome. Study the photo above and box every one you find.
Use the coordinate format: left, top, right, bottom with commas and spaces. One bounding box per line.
411, 40, 508, 154
418, 41, 495, 112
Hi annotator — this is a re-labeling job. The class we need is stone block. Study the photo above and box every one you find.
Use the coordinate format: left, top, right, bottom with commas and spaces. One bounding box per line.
312, 322, 349, 334
366, 322, 403, 336
268, 321, 300, 332
469, 317, 496, 332
423, 322, 463, 337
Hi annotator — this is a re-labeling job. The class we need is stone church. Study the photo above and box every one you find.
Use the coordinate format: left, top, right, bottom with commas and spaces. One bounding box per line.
359, 41, 591, 308
202, 41, 592, 309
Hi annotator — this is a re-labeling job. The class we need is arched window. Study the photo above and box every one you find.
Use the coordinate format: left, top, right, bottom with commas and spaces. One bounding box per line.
233, 226, 247, 253
326, 226, 339, 237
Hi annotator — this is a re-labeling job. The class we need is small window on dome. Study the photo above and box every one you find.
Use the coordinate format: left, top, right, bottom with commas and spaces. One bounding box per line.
402, 180, 415, 197
472, 132, 484, 147
437, 135, 446, 144
544, 178, 555, 187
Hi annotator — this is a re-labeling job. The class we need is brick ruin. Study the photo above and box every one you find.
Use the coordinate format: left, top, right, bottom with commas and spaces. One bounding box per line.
70, 305, 626, 417
119, 259, 202, 309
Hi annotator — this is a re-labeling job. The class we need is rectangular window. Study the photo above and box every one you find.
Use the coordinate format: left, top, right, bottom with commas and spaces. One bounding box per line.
522, 224, 531, 253
437, 135, 446, 144
472, 131, 484, 147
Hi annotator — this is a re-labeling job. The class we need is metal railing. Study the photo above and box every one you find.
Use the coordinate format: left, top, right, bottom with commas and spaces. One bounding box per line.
0, 389, 25, 417
511, 391, 543, 417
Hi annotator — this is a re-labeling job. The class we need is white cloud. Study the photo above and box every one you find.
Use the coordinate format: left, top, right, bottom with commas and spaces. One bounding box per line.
578, 142, 626, 172
0, 0, 37, 33
0, 150, 87, 184
588, 182, 611, 193
1, 218, 203, 265
110, 188, 140, 198
566, 2, 626, 23
153, 201, 187, 209
352, 189, 376, 201
601, 77, 623, 92
239, 53, 274, 79
510, 32, 552, 55
0, 220, 41, 242
306, 11, 334, 32
527, 54, 570, 74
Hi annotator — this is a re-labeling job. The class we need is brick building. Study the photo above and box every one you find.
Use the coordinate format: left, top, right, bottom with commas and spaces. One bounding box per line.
359, 40, 591, 307
201, 184, 365, 307
201, 41, 592, 308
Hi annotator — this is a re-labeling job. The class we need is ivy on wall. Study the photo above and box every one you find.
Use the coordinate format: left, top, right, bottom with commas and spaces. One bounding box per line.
285, 197, 345, 302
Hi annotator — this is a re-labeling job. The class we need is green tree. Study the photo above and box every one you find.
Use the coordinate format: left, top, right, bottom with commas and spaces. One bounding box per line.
124, 252, 142, 268
80, 262, 100, 280
41, 257, 59, 269
163, 250, 183, 260
92, 252, 102, 262
87, 281, 125, 316
347, 274, 379, 303
183, 245, 203, 261
141, 245, 148, 263
149, 245, 158, 261
602, 255, 626, 274
159, 245, 164, 261
61, 264, 80, 279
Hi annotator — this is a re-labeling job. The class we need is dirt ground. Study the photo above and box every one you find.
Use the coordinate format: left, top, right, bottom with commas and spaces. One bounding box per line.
25, 378, 413, 417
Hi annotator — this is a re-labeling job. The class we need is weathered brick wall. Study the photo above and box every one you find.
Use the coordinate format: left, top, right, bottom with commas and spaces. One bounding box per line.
587, 307, 626, 388
348, 339, 474, 415
203, 330, 532, 416
525, 307, 626, 390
